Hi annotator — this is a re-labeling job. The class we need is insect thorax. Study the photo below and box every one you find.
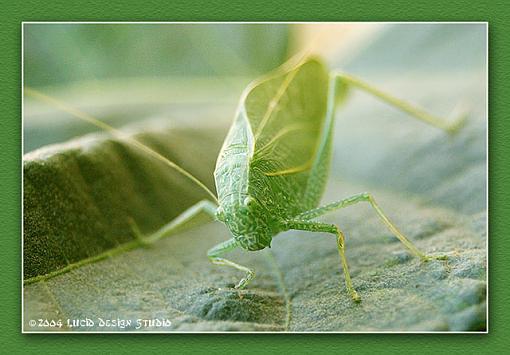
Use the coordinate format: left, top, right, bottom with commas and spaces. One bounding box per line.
216, 196, 279, 251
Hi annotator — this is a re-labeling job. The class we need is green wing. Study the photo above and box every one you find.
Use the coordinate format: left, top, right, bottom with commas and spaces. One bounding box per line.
245, 57, 330, 217
215, 57, 331, 217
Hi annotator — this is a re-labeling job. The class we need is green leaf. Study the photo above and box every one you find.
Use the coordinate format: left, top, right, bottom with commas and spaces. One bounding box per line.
23, 117, 486, 331
23, 121, 224, 280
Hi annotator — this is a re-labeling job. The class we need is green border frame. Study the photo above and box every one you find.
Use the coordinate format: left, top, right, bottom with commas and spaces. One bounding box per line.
3, 0, 508, 352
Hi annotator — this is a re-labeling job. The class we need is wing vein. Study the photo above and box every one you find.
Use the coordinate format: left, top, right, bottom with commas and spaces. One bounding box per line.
253, 69, 300, 141
255, 123, 311, 158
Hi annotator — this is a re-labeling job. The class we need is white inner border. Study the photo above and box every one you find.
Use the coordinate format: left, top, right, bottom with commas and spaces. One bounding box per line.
21, 21, 489, 334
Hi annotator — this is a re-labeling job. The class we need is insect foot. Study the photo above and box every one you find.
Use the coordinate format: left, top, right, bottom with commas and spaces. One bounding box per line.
234, 270, 255, 289
421, 254, 449, 262
350, 290, 361, 303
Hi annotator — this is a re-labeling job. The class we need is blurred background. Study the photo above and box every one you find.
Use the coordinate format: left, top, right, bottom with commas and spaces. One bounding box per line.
23, 23, 487, 213
24, 23, 486, 150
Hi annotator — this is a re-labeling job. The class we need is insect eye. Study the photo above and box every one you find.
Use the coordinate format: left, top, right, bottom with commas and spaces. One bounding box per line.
244, 196, 255, 206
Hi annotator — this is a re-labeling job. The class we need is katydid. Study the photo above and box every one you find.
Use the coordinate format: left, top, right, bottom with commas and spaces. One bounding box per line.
25, 56, 466, 302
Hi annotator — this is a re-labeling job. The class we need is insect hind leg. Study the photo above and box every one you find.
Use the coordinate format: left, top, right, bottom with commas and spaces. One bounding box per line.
207, 238, 255, 289
296, 192, 447, 262
333, 72, 467, 134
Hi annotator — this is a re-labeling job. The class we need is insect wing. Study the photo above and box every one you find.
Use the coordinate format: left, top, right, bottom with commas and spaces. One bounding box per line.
215, 57, 330, 217
214, 107, 253, 205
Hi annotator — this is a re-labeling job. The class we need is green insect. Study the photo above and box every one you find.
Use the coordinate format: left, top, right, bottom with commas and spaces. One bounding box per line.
26, 56, 465, 302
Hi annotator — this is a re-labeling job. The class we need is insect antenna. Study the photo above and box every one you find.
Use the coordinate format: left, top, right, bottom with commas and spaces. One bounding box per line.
24, 87, 219, 204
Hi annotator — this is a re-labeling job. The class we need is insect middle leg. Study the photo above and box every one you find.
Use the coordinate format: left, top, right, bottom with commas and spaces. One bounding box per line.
296, 192, 447, 262
207, 238, 255, 289
283, 220, 360, 302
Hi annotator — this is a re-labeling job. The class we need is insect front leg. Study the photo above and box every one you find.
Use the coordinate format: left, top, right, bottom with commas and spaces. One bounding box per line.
207, 238, 255, 289
296, 192, 447, 262
283, 220, 360, 302
129, 199, 218, 246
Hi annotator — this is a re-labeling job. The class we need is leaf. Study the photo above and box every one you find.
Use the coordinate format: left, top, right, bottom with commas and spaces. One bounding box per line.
23, 119, 486, 332
23, 120, 224, 280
